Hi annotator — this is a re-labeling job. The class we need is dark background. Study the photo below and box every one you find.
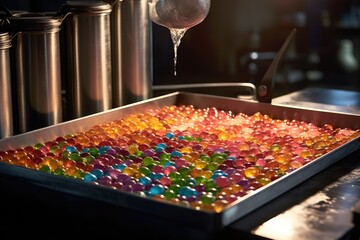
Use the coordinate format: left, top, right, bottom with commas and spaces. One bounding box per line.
1, 0, 360, 95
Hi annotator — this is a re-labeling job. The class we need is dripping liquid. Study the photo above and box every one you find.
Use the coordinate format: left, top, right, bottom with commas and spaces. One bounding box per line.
169, 28, 188, 76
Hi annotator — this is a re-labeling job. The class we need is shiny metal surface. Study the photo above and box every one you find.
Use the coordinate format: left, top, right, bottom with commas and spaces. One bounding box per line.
108, 0, 152, 107
0, 92, 359, 232
254, 168, 360, 240
0, 32, 13, 138
9, 13, 63, 133
273, 87, 360, 115
62, 1, 112, 119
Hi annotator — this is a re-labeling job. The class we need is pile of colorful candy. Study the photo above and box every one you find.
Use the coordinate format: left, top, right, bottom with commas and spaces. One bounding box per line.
0, 105, 359, 212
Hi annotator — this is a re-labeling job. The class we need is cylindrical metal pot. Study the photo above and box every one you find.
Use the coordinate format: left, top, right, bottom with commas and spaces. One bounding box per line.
9, 12, 63, 133
0, 32, 13, 138
62, 1, 112, 120
106, 0, 153, 107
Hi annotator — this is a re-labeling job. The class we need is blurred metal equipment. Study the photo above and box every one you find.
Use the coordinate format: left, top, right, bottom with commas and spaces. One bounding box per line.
62, 1, 112, 119
106, 0, 153, 107
0, 32, 13, 138
9, 12, 63, 133
154, 29, 297, 103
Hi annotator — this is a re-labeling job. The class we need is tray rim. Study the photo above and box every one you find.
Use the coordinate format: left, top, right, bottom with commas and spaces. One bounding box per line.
0, 91, 359, 232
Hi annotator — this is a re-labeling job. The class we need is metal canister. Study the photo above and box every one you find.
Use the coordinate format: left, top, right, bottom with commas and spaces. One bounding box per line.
105, 0, 153, 107
9, 12, 63, 133
61, 1, 112, 120
0, 32, 13, 138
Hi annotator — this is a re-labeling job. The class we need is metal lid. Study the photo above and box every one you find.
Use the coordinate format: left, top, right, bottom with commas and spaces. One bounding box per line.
8, 12, 62, 32
62, 1, 112, 14
0, 32, 11, 49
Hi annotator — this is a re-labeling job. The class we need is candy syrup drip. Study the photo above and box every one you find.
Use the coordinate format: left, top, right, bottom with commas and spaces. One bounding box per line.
170, 28, 187, 76
0, 105, 359, 212
148, 0, 211, 77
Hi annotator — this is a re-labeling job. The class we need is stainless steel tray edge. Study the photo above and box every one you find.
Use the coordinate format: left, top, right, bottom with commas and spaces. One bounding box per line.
220, 136, 360, 226
0, 92, 180, 150
0, 161, 219, 231
0, 91, 359, 232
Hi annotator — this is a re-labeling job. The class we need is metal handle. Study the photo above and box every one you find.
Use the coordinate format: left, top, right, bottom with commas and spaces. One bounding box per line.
256, 28, 297, 103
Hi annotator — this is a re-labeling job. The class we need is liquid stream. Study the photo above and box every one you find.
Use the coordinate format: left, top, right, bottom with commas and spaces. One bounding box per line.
170, 28, 187, 76
148, 0, 210, 76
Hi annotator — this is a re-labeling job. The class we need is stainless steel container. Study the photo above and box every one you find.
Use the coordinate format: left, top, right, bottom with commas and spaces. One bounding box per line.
106, 0, 153, 107
0, 32, 13, 138
9, 12, 63, 133
62, 1, 112, 120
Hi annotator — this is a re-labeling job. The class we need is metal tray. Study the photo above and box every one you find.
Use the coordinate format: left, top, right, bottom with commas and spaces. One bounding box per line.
0, 91, 359, 233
